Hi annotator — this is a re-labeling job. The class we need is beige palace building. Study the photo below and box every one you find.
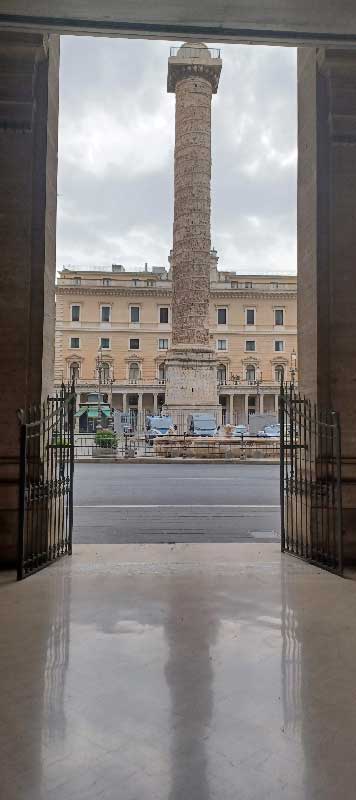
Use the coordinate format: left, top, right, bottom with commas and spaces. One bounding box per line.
55, 253, 297, 424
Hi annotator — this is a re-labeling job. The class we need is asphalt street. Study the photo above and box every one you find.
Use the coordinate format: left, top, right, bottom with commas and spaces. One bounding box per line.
73, 463, 281, 544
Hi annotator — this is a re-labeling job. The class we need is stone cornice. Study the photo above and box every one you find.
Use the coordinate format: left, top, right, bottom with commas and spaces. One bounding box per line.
56, 285, 296, 301
211, 290, 297, 300
56, 286, 172, 298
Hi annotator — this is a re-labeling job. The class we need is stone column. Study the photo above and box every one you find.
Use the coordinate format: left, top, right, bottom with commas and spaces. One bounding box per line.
259, 394, 264, 415
244, 395, 249, 424
164, 43, 222, 419
122, 393, 127, 413
229, 394, 234, 425
274, 394, 279, 416
0, 33, 60, 565
298, 48, 356, 557
153, 393, 158, 414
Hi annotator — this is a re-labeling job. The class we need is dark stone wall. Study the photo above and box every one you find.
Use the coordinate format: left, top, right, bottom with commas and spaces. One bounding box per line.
0, 33, 59, 565
298, 47, 356, 557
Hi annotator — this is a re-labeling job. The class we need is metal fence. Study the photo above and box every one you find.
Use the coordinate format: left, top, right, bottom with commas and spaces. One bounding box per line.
17, 383, 75, 580
280, 384, 343, 574
73, 431, 280, 462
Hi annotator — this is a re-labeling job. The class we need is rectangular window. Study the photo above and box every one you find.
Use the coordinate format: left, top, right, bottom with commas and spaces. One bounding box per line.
160, 307, 169, 324
217, 308, 227, 325
275, 309, 284, 326
275, 340, 284, 352
244, 282, 252, 288
101, 306, 111, 322
130, 306, 140, 323
70, 337, 80, 348
73, 277, 81, 285
71, 305, 80, 322
246, 340, 256, 352
129, 338, 140, 350
217, 339, 227, 351
159, 338, 169, 350
100, 338, 110, 349
103, 278, 111, 286
246, 309, 255, 325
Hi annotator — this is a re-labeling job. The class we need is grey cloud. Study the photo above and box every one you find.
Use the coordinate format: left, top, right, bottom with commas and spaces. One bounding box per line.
58, 36, 297, 273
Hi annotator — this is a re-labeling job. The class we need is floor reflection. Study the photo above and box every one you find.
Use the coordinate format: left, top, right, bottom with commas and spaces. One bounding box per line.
42, 575, 72, 747
281, 561, 302, 736
0, 571, 71, 791
164, 578, 219, 800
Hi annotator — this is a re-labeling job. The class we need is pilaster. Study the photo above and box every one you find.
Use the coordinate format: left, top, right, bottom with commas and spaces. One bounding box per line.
298, 47, 356, 559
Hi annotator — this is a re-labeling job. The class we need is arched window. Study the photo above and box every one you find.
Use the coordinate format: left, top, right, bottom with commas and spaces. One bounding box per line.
158, 363, 166, 383
217, 364, 226, 384
129, 362, 140, 383
70, 362, 79, 381
246, 365, 256, 383
275, 365, 284, 384
101, 362, 110, 383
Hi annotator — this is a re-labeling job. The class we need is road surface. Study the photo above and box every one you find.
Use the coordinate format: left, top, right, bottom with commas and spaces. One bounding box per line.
73, 463, 281, 543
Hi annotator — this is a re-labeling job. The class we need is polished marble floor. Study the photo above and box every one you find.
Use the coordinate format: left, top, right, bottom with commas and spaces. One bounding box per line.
1, 543, 356, 800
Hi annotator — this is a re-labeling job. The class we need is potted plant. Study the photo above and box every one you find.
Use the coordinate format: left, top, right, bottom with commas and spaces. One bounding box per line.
92, 429, 118, 457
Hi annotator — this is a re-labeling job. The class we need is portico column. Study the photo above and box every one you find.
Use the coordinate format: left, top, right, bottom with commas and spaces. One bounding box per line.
122, 393, 127, 413
244, 395, 249, 424
274, 394, 279, 416
153, 393, 158, 414
138, 394, 143, 413
298, 47, 356, 556
229, 394, 234, 425
0, 33, 60, 565
259, 394, 264, 415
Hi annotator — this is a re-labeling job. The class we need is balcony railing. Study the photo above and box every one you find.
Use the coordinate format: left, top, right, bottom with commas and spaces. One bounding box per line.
217, 379, 282, 389
71, 378, 166, 389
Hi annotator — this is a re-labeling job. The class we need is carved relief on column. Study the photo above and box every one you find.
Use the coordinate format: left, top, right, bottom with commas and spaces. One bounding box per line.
172, 76, 212, 346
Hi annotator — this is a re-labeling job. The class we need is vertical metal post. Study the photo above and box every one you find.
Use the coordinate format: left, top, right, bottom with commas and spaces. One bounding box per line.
333, 412, 344, 575
279, 384, 285, 552
17, 421, 27, 581
68, 388, 75, 554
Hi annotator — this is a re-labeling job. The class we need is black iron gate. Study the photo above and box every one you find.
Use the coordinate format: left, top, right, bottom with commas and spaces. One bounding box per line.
280, 383, 343, 575
17, 383, 76, 580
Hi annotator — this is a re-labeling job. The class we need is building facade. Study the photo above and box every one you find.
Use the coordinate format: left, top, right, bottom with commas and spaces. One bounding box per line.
55, 256, 297, 425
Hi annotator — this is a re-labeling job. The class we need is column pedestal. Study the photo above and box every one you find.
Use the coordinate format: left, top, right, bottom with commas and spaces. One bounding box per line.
164, 346, 221, 422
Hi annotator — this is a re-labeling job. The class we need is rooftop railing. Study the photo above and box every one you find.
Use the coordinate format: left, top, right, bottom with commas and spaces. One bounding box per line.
169, 46, 221, 59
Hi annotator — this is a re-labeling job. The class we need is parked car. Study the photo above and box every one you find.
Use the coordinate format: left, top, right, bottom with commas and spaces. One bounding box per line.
231, 424, 250, 438
145, 415, 173, 445
257, 424, 280, 438
187, 414, 219, 437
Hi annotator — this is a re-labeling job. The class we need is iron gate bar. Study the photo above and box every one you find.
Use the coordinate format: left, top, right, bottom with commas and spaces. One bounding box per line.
17, 382, 76, 580
280, 383, 343, 576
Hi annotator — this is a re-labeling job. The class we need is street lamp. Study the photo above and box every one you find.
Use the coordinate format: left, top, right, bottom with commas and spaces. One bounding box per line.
107, 371, 115, 430
95, 347, 104, 430
256, 369, 263, 413
290, 349, 297, 386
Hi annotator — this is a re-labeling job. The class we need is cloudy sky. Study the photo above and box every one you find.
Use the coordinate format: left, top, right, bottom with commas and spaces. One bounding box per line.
57, 37, 297, 275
